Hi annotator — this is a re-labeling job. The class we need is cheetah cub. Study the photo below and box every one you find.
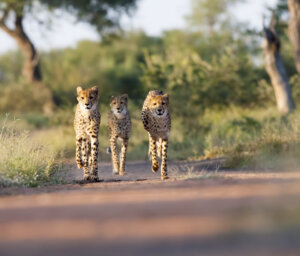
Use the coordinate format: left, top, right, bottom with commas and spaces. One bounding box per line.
141, 90, 171, 180
74, 86, 101, 182
108, 94, 131, 175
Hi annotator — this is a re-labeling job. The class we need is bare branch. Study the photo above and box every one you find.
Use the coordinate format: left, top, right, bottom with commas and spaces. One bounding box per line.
0, 10, 17, 36
262, 10, 280, 51
270, 10, 276, 30
0, 9, 8, 25
262, 14, 266, 29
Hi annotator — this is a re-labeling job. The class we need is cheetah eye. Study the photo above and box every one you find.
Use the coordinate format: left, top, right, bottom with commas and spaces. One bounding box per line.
162, 102, 165, 105
120, 101, 124, 104
81, 97, 84, 100
113, 102, 116, 105
153, 102, 157, 106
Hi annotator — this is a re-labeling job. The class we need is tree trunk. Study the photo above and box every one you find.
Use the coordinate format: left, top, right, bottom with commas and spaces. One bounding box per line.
262, 14, 295, 115
0, 14, 41, 82
0, 13, 54, 114
288, 0, 300, 74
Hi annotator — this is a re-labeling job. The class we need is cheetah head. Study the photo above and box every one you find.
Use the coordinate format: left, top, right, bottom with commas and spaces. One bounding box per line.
110, 94, 128, 118
149, 94, 169, 118
77, 86, 99, 111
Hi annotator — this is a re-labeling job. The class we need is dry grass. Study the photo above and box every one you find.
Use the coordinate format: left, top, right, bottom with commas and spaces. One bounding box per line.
0, 116, 60, 187
201, 108, 300, 169
2, 105, 300, 188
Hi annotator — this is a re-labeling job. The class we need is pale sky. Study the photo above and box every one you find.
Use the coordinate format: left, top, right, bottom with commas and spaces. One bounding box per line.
0, 0, 277, 54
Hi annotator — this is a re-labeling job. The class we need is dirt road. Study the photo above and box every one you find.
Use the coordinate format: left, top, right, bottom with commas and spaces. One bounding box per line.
1, 159, 300, 256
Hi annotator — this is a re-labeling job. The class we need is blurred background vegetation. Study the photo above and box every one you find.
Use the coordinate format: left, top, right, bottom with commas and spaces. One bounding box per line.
1, 0, 300, 186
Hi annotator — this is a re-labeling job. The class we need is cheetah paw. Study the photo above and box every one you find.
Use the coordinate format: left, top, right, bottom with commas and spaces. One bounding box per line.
161, 175, 169, 181
152, 163, 159, 173
83, 174, 91, 181
77, 163, 84, 169
90, 175, 100, 182
112, 169, 119, 175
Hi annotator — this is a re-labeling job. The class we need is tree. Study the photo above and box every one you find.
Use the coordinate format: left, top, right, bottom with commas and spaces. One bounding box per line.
262, 12, 295, 114
0, 0, 137, 83
288, 0, 300, 74
186, 0, 242, 35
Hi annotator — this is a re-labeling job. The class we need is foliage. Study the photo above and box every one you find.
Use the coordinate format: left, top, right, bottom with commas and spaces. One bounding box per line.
141, 31, 272, 138
0, 0, 300, 184
40, 0, 138, 34
0, 0, 137, 34
40, 33, 162, 107
0, 51, 23, 83
201, 108, 300, 170
0, 82, 51, 113
186, 0, 243, 34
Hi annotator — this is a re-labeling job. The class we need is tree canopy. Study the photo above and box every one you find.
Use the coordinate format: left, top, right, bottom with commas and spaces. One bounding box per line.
0, 0, 138, 86
0, 0, 138, 33
186, 0, 242, 34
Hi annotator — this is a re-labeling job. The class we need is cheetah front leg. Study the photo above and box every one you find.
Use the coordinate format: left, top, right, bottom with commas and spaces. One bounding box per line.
88, 140, 92, 170
76, 137, 83, 169
157, 138, 162, 158
150, 135, 159, 173
81, 138, 90, 181
110, 135, 119, 174
148, 133, 152, 160
161, 138, 169, 180
119, 138, 129, 176
90, 134, 99, 181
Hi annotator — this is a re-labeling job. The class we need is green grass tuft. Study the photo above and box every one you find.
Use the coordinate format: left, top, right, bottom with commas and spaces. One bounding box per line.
0, 117, 60, 187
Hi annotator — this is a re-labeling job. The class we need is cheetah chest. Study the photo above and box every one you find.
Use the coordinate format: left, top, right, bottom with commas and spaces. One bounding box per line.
76, 112, 99, 136
149, 117, 170, 138
112, 117, 131, 139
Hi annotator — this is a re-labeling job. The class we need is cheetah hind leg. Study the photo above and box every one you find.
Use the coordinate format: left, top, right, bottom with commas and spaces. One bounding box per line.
110, 136, 120, 175
119, 138, 128, 176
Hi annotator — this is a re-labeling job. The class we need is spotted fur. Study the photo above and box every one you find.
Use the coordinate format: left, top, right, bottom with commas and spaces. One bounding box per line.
141, 90, 171, 180
74, 86, 101, 182
108, 94, 131, 175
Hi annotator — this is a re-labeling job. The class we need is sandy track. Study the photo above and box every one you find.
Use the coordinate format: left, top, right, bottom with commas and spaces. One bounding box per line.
1, 159, 300, 256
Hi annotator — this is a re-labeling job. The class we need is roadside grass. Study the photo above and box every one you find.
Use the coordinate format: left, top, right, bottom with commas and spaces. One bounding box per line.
171, 165, 219, 180
2, 105, 300, 188
0, 117, 61, 187
202, 108, 300, 170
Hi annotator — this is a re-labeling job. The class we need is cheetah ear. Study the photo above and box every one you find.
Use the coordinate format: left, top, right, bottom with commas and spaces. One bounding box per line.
162, 94, 169, 103
77, 86, 82, 95
91, 86, 98, 95
121, 94, 128, 102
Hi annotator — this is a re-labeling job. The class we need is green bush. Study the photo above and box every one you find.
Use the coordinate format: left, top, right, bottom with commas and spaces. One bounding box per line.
0, 82, 53, 114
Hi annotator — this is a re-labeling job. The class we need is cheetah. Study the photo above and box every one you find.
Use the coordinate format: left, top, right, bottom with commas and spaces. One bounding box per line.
74, 86, 101, 182
141, 90, 171, 180
108, 94, 131, 175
